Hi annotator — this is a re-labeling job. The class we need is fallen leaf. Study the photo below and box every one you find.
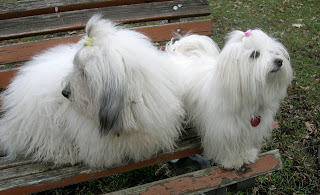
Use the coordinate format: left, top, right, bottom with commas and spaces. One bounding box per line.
79, 186, 86, 193
305, 122, 315, 134
265, 172, 272, 179
292, 24, 303, 28
270, 185, 276, 190
155, 163, 168, 176
273, 121, 280, 130
68, 31, 77, 35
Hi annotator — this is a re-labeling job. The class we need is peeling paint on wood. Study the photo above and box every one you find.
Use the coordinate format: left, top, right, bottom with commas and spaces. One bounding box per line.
112, 150, 282, 195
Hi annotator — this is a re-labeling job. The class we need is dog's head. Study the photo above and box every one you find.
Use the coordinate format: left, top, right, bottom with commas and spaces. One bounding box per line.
217, 29, 293, 106
62, 16, 126, 136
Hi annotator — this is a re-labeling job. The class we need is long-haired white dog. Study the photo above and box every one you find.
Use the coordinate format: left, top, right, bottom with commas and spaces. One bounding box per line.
166, 29, 293, 169
0, 15, 185, 167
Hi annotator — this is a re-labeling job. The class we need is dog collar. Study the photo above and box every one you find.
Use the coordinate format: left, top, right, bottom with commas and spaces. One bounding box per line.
250, 116, 261, 127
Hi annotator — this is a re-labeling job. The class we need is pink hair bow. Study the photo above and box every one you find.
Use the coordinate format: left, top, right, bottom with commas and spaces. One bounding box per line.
244, 29, 251, 37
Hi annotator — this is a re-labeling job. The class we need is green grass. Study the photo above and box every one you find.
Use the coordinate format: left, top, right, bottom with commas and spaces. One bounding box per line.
12, 0, 318, 194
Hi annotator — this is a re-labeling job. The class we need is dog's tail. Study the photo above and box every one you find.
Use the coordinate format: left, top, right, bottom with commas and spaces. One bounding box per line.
166, 34, 220, 59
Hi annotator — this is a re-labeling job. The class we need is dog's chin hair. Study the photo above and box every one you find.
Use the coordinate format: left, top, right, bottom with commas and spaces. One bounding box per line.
167, 29, 293, 169
0, 15, 185, 167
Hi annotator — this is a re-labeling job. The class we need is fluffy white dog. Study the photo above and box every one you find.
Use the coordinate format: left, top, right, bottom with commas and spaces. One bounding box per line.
0, 15, 185, 167
166, 29, 293, 169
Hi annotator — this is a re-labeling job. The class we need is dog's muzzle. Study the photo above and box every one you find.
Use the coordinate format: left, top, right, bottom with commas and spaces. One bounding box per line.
271, 58, 283, 73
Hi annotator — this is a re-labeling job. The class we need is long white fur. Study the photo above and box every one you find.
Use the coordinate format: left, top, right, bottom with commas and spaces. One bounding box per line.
0, 15, 185, 167
166, 30, 293, 169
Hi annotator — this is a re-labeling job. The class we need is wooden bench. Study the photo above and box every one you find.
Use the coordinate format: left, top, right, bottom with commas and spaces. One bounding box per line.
0, 0, 282, 194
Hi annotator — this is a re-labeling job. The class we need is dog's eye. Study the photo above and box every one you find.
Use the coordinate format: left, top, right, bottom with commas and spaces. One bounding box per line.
250, 51, 260, 59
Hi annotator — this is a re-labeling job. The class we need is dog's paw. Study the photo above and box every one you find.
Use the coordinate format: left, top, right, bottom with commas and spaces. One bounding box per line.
219, 156, 244, 170
241, 148, 259, 164
218, 148, 259, 170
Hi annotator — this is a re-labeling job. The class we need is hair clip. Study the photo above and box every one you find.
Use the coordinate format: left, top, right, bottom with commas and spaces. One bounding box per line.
244, 29, 251, 37
83, 37, 94, 46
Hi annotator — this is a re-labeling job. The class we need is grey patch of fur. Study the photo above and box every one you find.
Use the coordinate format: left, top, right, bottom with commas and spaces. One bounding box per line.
99, 76, 125, 136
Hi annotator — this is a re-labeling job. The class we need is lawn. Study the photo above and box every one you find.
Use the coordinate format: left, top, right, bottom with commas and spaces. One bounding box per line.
8, 0, 318, 194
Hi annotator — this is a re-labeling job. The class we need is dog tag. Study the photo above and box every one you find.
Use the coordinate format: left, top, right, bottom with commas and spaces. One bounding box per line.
250, 116, 261, 127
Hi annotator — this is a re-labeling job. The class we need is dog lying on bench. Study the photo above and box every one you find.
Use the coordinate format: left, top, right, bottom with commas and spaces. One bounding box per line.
0, 15, 185, 167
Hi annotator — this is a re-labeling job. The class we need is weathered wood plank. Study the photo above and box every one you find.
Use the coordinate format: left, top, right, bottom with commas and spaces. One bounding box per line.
0, 69, 18, 90
0, 20, 212, 64
0, 20, 213, 89
0, 157, 34, 170
0, 0, 210, 40
0, 134, 202, 194
0, 36, 82, 65
110, 150, 282, 195
0, 131, 199, 180
0, 162, 58, 181
0, 0, 172, 20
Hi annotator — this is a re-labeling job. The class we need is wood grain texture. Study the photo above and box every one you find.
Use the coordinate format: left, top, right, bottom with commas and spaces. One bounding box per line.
0, 0, 210, 40
0, 69, 18, 90
0, 157, 34, 170
111, 150, 282, 195
0, 20, 212, 64
0, 130, 202, 194
0, 20, 213, 89
0, 0, 172, 20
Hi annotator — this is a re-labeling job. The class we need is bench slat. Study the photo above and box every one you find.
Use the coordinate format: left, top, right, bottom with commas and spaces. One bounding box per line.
0, 131, 201, 194
0, 157, 34, 170
0, 0, 210, 40
0, 20, 213, 89
0, 69, 18, 90
0, 163, 58, 181
0, 20, 212, 64
0, 0, 172, 20
111, 150, 283, 195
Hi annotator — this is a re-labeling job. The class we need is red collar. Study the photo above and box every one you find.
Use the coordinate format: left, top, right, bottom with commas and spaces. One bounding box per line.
250, 116, 261, 127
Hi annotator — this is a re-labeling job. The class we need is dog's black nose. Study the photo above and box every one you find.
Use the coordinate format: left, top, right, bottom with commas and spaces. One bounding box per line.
274, 58, 283, 67
62, 89, 70, 99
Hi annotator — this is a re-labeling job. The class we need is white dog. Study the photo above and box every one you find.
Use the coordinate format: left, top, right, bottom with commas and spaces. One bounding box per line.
0, 15, 185, 167
166, 29, 293, 169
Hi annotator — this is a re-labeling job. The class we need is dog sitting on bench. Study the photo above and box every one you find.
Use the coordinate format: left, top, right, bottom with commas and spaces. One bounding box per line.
166, 30, 293, 169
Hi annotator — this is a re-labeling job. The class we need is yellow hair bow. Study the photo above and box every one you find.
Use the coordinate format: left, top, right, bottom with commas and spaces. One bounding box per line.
83, 37, 94, 46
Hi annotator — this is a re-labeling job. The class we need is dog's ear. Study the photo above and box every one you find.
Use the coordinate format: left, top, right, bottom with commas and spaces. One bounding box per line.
99, 76, 125, 136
